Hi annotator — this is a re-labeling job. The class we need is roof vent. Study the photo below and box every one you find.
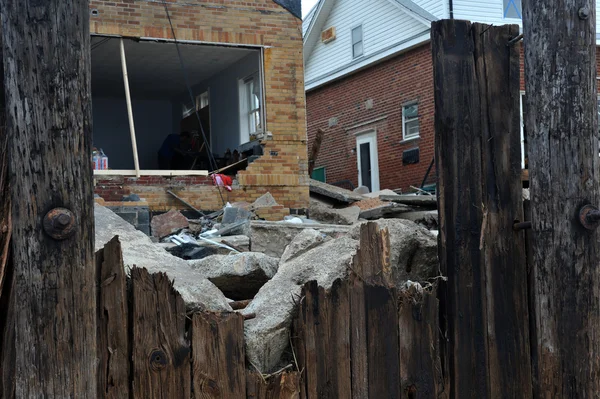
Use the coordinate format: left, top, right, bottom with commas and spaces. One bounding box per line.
321, 27, 336, 44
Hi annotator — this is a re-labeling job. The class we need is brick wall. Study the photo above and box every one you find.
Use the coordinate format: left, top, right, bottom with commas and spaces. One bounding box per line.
95, 175, 308, 212
306, 42, 599, 193
306, 44, 436, 192
89, 0, 309, 211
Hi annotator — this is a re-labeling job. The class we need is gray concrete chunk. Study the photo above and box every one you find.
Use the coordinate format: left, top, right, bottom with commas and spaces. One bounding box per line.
94, 204, 231, 311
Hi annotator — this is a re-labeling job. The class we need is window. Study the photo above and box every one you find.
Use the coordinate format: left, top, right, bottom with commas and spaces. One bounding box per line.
402, 103, 419, 139
503, 0, 522, 19
239, 72, 262, 143
197, 91, 209, 109
352, 25, 363, 59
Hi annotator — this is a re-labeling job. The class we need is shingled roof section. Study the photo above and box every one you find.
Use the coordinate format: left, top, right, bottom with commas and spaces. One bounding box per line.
273, 0, 301, 19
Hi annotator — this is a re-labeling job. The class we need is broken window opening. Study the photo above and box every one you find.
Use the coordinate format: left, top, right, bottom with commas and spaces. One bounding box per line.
91, 36, 266, 177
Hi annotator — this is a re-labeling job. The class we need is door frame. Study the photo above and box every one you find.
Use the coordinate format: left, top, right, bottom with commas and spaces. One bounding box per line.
356, 130, 380, 192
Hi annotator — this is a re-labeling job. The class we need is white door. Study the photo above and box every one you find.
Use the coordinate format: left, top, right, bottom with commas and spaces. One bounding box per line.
356, 131, 380, 192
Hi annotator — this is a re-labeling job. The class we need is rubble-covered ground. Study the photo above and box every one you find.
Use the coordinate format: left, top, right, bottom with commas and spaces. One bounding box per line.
95, 181, 442, 373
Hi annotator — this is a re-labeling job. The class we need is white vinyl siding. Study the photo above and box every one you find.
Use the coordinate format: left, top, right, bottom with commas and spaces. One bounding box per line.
411, 0, 449, 18
305, 0, 427, 85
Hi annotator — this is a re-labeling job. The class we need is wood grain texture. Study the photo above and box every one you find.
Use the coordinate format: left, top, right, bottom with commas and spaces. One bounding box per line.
399, 291, 444, 398
131, 268, 191, 398
96, 236, 130, 398
432, 20, 532, 398
191, 311, 246, 399
522, 0, 600, 396
246, 371, 300, 399
0, 0, 97, 396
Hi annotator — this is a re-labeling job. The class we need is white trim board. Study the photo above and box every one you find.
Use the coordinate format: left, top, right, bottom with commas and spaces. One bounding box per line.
94, 170, 209, 177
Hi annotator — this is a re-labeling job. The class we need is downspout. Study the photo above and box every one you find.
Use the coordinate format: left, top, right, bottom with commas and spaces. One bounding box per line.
449, 0, 454, 19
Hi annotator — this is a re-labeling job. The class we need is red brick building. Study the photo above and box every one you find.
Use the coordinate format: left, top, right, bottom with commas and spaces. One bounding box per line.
303, 0, 598, 193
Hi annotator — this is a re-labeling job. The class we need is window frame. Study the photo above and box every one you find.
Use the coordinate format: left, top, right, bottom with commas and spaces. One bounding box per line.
239, 71, 263, 144
351, 24, 363, 59
402, 102, 420, 140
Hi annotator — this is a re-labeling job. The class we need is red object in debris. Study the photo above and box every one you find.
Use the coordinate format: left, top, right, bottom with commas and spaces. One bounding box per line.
211, 174, 233, 191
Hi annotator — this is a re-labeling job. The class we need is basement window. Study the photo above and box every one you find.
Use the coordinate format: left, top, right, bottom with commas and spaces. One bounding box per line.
352, 25, 363, 59
90, 36, 265, 177
402, 103, 420, 140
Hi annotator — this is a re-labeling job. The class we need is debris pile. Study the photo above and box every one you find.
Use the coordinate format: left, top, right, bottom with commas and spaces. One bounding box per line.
94, 179, 442, 373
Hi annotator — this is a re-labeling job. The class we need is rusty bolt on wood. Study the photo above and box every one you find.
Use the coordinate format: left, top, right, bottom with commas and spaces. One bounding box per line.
513, 221, 532, 231
43, 207, 76, 240
579, 204, 600, 230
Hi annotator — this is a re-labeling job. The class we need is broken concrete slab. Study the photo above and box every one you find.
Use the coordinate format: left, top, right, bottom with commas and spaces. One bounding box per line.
250, 220, 351, 258
309, 178, 364, 204
396, 210, 439, 230
353, 186, 370, 195
252, 192, 278, 209
363, 189, 399, 198
222, 206, 252, 225
243, 234, 358, 372
95, 204, 231, 312
308, 198, 360, 225
350, 218, 439, 286
189, 252, 279, 300
151, 209, 189, 238
358, 202, 412, 220
380, 194, 437, 208
279, 228, 329, 264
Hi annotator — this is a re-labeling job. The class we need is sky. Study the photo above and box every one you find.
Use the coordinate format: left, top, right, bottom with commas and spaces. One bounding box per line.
302, 0, 320, 17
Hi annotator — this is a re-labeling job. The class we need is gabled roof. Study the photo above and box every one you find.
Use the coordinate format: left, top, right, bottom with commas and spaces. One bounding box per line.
273, 0, 302, 19
302, 0, 438, 62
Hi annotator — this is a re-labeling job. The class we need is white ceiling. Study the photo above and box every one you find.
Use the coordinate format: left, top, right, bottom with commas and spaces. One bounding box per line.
91, 37, 256, 99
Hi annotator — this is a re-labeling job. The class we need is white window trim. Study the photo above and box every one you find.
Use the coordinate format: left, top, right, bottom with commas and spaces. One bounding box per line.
351, 24, 364, 59
402, 102, 420, 140
356, 130, 380, 192
239, 72, 263, 144
93, 169, 209, 177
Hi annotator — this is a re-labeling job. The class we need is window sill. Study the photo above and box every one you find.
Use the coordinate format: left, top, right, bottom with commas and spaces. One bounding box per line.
93, 170, 209, 177
400, 136, 420, 144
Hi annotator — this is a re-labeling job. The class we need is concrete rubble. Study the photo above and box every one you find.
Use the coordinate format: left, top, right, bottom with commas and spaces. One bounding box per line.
150, 209, 189, 239
188, 252, 279, 300
94, 204, 231, 311
308, 198, 360, 225
243, 231, 359, 372
94, 182, 443, 373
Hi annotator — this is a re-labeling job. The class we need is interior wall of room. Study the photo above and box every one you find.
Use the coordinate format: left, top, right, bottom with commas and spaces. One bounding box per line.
176, 51, 261, 157
92, 97, 174, 170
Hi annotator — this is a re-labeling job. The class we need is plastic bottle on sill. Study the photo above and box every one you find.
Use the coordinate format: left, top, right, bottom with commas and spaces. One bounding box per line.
92, 149, 100, 170
99, 149, 108, 170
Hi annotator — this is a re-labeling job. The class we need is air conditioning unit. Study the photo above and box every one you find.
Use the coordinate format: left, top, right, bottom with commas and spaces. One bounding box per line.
321, 27, 336, 44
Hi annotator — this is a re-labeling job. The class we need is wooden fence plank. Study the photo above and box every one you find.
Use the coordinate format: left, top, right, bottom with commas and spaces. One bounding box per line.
523, 0, 600, 396
131, 268, 191, 399
349, 274, 368, 398
301, 281, 318, 399
432, 19, 532, 398
246, 371, 300, 399
1, 0, 97, 396
96, 236, 130, 398
328, 278, 352, 399
399, 290, 444, 398
365, 284, 400, 399
191, 312, 246, 398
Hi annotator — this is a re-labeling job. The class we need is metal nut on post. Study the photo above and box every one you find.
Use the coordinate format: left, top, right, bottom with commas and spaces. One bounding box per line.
579, 204, 600, 230
43, 208, 76, 240
579, 7, 590, 20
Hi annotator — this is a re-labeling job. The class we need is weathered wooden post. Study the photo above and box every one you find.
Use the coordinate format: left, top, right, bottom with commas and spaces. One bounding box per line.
432, 20, 532, 398
0, 0, 97, 397
523, 1, 600, 397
